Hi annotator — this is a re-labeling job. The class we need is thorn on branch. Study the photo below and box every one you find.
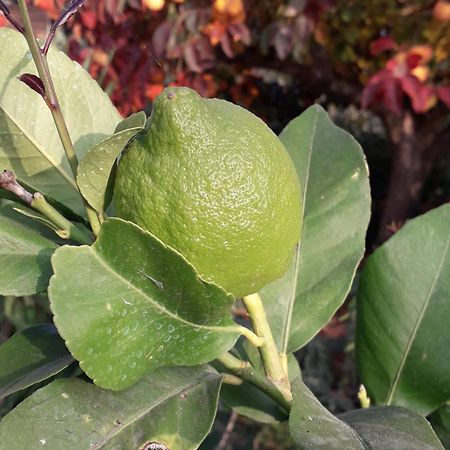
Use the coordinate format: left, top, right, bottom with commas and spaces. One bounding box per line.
0, 170, 33, 205
42, 0, 87, 54
19, 73, 46, 97
0, 0, 25, 33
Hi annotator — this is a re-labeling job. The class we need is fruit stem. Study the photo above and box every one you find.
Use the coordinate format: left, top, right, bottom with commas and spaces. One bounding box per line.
17, 0, 101, 237
217, 352, 291, 413
242, 292, 292, 402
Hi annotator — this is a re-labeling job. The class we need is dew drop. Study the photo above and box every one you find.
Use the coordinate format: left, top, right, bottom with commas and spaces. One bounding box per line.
155, 323, 162, 330
129, 361, 136, 369
122, 326, 130, 336
164, 335, 171, 343
106, 328, 112, 335
167, 324, 175, 333
39, 439, 46, 445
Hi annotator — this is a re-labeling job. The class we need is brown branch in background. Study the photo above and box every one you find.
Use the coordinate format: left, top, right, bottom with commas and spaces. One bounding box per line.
377, 106, 450, 244
216, 411, 238, 450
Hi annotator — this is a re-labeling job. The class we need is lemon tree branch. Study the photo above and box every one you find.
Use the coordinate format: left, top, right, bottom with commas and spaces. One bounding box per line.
242, 292, 292, 402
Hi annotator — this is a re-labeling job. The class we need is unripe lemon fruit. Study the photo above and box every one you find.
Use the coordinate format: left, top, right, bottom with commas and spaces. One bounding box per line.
114, 87, 302, 297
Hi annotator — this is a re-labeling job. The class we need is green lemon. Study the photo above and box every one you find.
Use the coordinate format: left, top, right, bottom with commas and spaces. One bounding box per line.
114, 87, 302, 297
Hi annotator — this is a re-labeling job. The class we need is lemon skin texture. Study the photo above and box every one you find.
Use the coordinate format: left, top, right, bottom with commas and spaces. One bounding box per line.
114, 87, 302, 298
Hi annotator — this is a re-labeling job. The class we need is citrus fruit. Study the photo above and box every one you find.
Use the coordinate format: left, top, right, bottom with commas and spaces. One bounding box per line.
114, 87, 302, 297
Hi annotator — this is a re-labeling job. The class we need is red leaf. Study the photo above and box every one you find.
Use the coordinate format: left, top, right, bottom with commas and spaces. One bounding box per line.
437, 86, 450, 108
369, 36, 396, 56
0, 14, 6, 27
400, 75, 437, 113
361, 70, 404, 115
80, 10, 97, 29
19, 73, 46, 98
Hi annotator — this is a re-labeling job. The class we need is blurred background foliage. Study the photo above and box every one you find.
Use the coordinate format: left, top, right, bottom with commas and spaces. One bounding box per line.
1, 1, 450, 448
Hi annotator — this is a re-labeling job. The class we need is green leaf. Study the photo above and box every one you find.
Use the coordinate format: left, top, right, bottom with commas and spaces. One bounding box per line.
115, 110, 147, 133
0, 205, 58, 296
0, 365, 221, 450
49, 218, 240, 390
77, 125, 145, 213
340, 407, 445, 450
262, 105, 370, 353
289, 377, 366, 449
0, 28, 121, 216
429, 403, 450, 449
356, 204, 450, 415
290, 378, 444, 449
0, 324, 73, 400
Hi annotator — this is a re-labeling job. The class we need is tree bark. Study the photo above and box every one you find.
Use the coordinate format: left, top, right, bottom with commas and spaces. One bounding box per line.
377, 109, 450, 244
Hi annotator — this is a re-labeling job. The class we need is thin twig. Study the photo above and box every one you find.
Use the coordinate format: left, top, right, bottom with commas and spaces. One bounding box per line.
216, 411, 238, 450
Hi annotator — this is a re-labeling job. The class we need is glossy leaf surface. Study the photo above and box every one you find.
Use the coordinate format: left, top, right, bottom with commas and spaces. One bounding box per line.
429, 404, 450, 449
289, 377, 365, 449
0, 324, 72, 399
290, 378, 444, 449
0, 366, 221, 450
0, 28, 121, 215
356, 204, 450, 415
262, 105, 370, 353
341, 406, 444, 450
77, 113, 146, 213
49, 218, 240, 390
0, 205, 58, 295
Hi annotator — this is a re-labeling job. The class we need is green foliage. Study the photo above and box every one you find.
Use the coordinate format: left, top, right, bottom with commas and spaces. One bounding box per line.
49, 218, 240, 390
0, 10, 447, 449
0, 366, 222, 449
0, 27, 120, 216
357, 204, 450, 415
0, 204, 58, 296
261, 104, 370, 353
0, 324, 72, 400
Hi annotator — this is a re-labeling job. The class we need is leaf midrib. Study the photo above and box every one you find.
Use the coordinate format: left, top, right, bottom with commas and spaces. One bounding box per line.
281, 108, 319, 354
93, 372, 218, 449
89, 244, 237, 334
385, 233, 450, 404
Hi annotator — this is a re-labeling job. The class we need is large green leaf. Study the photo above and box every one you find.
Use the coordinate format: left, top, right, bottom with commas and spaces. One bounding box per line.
49, 218, 240, 390
0, 28, 121, 216
429, 403, 450, 449
356, 204, 450, 415
77, 112, 146, 213
0, 204, 58, 295
289, 377, 365, 449
290, 378, 443, 449
0, 324, 73, 399
261, 105, 370, 353
0, 365, 221, 450
340, 407, 444, 450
